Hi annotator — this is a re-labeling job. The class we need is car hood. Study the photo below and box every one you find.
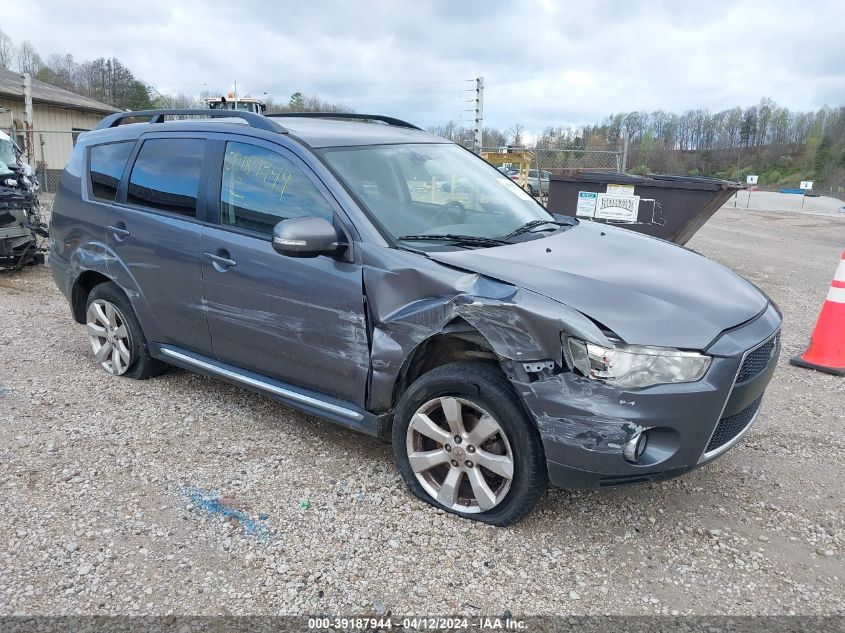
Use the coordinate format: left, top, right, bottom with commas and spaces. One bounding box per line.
427, 221, 768, 350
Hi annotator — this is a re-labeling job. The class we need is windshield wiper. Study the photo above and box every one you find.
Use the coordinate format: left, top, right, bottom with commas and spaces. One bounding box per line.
501, 219, 570, 240
397, 234, 509, 247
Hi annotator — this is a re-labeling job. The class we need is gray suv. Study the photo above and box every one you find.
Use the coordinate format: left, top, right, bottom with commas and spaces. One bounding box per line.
49, 110, 781, 525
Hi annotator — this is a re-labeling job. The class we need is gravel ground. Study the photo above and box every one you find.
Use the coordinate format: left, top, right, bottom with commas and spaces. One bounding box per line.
0, 203, 843, 617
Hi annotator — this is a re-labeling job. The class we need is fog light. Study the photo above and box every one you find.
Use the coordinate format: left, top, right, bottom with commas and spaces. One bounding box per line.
623, 431, 648, 463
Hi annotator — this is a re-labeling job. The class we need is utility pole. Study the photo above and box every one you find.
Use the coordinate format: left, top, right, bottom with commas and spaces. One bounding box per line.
22, 73, 33, 164
620, 125, 628, 174
473, 76, 484, 154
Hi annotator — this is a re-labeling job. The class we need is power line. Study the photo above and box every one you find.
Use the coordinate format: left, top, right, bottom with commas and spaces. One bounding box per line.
162, 83, 476, 97
241, 79, 476, 88
263, 88, 474, 95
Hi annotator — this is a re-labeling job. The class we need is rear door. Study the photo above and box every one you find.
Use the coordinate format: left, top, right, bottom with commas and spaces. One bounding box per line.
104, 134, 212, 354
201, 138, 369, 406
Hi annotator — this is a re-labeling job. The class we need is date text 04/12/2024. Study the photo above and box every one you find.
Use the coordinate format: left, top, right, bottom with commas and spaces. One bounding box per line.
307, 616, 527, 630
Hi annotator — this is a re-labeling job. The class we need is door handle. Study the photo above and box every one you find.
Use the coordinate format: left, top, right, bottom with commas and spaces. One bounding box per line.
203, 252, 237, 270
107, 225, 130, 240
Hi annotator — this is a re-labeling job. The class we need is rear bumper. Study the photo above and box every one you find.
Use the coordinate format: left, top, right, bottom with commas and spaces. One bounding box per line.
514, 303, 782, 490
48, 250, 71, 300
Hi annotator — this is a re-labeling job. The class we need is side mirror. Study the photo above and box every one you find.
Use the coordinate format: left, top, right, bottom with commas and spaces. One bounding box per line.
271, 217, 345, 258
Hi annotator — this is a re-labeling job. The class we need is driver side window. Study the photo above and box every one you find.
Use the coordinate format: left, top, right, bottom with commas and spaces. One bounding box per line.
220, 142, 333, 234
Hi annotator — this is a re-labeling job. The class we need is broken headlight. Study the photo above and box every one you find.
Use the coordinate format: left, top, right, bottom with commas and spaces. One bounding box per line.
563, 336, 711, 389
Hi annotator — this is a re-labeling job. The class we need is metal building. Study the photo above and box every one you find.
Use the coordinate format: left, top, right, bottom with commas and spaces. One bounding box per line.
0, 67, 118, 190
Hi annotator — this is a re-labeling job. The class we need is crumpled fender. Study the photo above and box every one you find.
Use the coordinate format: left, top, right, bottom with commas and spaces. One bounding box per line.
361, 244, 610, 411
65, 241, 111, 320
65, 239, 159, 337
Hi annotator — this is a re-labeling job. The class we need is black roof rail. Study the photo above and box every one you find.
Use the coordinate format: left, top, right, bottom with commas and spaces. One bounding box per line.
95, 109, 288, 133
266, 112, 421, 130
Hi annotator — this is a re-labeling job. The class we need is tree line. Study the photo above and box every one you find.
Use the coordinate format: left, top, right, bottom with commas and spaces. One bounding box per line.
0, 29, 154, 111
0, 30, 345, 114
428, 100, 845, 154
429, 101, 845, 188
581, 99, 845, 152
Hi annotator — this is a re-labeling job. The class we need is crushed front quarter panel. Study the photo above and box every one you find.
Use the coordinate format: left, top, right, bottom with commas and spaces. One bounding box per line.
360, 244, 610, 411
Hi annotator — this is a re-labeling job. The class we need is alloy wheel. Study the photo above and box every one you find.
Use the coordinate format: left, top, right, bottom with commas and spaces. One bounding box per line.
405, 396, 514, 513
86, 299, 132, 375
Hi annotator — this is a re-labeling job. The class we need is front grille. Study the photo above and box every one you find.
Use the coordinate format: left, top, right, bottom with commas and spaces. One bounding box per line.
736, 334, 779, 383
706, 396, 762, 453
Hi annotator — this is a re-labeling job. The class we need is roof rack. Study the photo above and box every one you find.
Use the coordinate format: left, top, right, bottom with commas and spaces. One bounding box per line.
95, 109, 287, 133
266, 112, 421, 130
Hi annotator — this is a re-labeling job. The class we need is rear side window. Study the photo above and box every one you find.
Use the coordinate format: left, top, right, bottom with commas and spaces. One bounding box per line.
127, 138, 206, 217
220, 141, 333, 234
89, 142, 134, 202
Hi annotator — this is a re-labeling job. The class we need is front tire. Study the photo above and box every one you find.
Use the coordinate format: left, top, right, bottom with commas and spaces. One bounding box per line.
85, 282, 167, 379
392, 361, 546, 526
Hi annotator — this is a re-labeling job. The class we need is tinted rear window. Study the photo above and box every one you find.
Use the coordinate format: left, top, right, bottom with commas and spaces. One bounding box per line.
89, 142, 134, 202
127, 138, 206, 217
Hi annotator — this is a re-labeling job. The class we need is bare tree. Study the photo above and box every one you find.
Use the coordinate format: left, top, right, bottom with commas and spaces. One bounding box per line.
16, 41, 43, 75
36, 53, 78, 91
0, 30, 13, 70
152, 92, 199, 109
484, 127, 507, 149
507, 123, 525, 147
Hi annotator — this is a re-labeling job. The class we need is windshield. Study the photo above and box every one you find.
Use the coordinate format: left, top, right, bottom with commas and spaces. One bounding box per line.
320, 144, 554, 248
0, 138, 16, 167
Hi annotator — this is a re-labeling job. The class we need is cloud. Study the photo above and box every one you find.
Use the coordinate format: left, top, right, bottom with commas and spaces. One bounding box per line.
9, 0, 844, 131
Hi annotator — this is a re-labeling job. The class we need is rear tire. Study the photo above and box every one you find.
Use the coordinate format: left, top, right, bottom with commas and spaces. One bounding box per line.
85, 282, 167, 380
392, 361, 546, 526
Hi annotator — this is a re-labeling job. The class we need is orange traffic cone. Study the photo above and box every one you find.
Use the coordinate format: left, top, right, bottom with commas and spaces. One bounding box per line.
790, 250, 845, 376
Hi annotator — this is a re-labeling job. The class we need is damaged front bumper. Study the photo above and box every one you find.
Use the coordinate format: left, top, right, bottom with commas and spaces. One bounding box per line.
511, 302, 782, 489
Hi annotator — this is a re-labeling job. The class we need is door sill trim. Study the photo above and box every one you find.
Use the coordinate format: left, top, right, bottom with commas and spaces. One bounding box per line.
158, 346, 364, 421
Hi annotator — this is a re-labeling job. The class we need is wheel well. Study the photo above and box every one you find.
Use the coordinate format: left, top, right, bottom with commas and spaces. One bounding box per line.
392, 325, 500, 408
71, 271, 110, 323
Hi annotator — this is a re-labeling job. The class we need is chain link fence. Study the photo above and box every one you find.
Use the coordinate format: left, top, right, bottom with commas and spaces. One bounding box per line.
481, 147, 622, 175
532, 148, 622, 174
6, 128, 83, 194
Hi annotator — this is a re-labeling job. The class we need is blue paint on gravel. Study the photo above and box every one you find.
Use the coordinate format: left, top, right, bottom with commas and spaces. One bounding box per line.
0, 386, 10, 398
181, 486, 273, 542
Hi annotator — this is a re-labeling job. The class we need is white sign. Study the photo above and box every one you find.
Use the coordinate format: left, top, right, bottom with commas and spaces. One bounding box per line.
746, 175, 758, 184
800, 180, 814, 190
594, 194, 640, 223
607, 184, 635, 197
576, 191, 598, 218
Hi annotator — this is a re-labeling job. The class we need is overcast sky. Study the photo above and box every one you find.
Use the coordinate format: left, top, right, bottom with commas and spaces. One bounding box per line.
12, 0, 845, 131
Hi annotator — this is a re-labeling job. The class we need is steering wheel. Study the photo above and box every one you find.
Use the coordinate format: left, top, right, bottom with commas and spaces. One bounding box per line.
429, 200, 467, 227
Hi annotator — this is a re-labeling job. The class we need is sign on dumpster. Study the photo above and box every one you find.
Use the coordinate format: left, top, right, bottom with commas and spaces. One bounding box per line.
576, 191, 598, 217
747, 175, 758, 184
800, 181, 814, 190
594, 193, 640, 223
607, 184, 636, 196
